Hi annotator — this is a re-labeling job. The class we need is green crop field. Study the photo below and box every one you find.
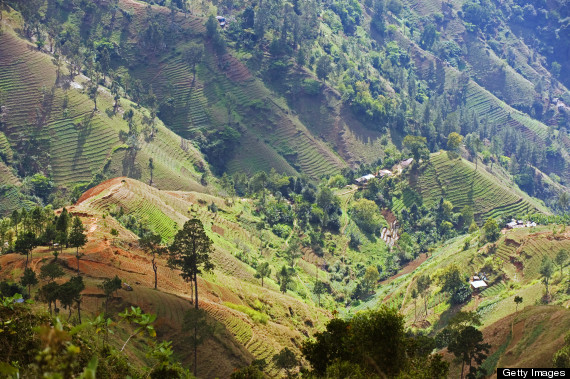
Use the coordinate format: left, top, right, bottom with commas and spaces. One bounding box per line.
0, 21, 210, 206
412, 152, 546, 221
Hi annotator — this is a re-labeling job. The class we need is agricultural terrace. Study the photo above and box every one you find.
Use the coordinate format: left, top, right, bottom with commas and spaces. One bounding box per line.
0, 185, 332, 377
117, 0, 346, 179
0, 15, 210, 198
411, 152, 547, 221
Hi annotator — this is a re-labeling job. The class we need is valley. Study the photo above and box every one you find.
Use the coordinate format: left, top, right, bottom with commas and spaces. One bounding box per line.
0, 0, 569, 377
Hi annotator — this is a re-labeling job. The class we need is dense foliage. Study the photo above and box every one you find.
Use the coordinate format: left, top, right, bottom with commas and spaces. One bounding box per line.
301, 306, 449, 377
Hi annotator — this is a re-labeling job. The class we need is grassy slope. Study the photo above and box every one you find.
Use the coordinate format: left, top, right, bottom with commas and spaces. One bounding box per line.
352, 222, 570, 370
0, 11, 209, 203
408, 152, 549, 221
467, 306, 570, 376
69, 177, 332, 376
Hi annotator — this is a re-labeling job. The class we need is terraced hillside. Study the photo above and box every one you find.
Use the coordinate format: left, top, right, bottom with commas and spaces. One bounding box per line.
115, 0, 347, 179
490, 226, 570, 280
411, 152, 548, 221
68, 177, 332, 376
0, 15, 210, 214
390, 15, 569, 183
341, 220, 570, 372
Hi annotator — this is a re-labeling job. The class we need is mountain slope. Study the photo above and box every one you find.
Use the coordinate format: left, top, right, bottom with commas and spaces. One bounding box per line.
70, 177, 332, 376
0, 14, 210, 214
405, 153, 549, 221
0, 177, 333, 377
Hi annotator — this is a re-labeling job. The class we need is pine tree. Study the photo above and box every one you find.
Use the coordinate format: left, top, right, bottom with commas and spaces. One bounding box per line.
168, 219, 214, 309
20, 268, 38, 297
69, 216, 87, 274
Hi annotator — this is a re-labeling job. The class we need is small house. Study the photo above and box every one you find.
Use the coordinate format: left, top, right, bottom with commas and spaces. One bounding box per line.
506, 220, 518, 229
378, 169, 392, 177
506, 219, 537, 229
400, 158, 413, 168
355, 174, 376, 186
469, 280, 488, 291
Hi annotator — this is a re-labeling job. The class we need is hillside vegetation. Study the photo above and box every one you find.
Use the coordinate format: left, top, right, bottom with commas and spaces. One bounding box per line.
408, 152, 548, 221
1, 0, 570, 377
0, 10, 210, 212
1, 0, 569, 216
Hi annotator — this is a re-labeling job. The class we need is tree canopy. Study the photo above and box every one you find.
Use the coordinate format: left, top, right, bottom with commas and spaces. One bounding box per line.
168, 219, 214, 309
301, 306, 448, 377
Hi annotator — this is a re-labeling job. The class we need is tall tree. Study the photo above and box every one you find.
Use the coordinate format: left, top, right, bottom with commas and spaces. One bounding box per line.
168, 219, 214, 309
483, 217, 500, 243
148, 158, 154, 185
88, 82, 99, 111
254, 261, 271, 287
20, 268, 38, 297
284, 237, 301, 267
313, 280, 326, 307
39, 281, 60, 315
139, 233, 167, 290
447, 132, 463, 155
362, 265, 380, 293
56, 207, 70, 251
514, 296, 523, 312
10, 209, 20, 235
186, 43, 204, 83
277, 265, 294, 293
70, 275, 85, 323
447, 325, 490, 379
68, 216, 87, 274
416, 274, 432, 317
15, 231, 37, 269
419, 23, 438, 50
40, 262, 64, 282
99, 275, 122, 316
539, 257, 554, 300
59, 275, 85, 321
403, 135, 429, 162
555, 249, 568, 278
316, 55, 332, 81
111, 79, 121, 113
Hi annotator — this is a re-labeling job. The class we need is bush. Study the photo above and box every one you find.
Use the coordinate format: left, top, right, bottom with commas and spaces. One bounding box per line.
302, 79, 321, 95
224, 302, 269, 324
272, 223, 291, 238
451, 283, 472, 305
349, 233, 361, 249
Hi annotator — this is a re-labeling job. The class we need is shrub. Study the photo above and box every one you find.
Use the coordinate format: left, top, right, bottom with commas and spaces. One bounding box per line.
224, 302, 269, 324
451, 283, 472, 305
302, 79, 321, 95
272, 223, 291, 238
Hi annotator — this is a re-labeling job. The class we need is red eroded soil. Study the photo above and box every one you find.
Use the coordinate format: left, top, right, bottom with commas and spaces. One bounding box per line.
76, 177, 126, 204
381, 252, 428, 286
